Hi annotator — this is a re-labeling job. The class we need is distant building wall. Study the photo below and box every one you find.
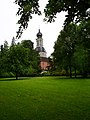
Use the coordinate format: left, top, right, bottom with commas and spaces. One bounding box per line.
40, 57, 49, 70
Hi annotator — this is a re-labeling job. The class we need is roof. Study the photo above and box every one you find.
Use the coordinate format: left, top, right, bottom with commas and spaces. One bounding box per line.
37, 29, 42, 38
35, 47, 46, 52
40, 57, 49, 62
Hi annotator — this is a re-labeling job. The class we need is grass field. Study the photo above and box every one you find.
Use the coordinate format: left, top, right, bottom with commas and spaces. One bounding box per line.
0, 77, 90, 120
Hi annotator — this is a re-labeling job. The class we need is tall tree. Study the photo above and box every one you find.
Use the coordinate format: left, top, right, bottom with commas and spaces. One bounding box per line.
0, 43, 9, 77
11, 37, 16, 46
0, 41, 40, 78
53, 23, 77, 77
3, 40, 8, 51
6, 44, 30, 79
73, 20, 90, 77
6, 43, 40, 79
53, 20, 90, 77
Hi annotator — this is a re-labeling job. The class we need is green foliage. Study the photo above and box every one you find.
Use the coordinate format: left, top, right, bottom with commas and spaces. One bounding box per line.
4, 40, 8, 50
53, 23, 77, 77
0, 77, 90, 120
74, 20, 90, 77
0, 41, 9, 76
21, 40, 34, 49
7, 45, 30, 79
0, 72, 15, 78
15, 0, 90, 38
44, 0, 90, 25
15, 0, 41, 38
52, 20, 90, 77
0, 40, 40, 79
73, 46, 88, 69
11, 37, 16, 46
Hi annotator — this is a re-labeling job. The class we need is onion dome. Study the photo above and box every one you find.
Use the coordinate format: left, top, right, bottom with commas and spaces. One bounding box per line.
37, 29, 42, 38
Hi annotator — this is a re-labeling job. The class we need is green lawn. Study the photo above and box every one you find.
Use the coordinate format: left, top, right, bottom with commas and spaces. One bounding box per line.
0, 77, 90, 120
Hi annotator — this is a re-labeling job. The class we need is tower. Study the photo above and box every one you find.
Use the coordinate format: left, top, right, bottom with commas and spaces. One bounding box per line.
36, 29, 47, 58
35, 29, 49, 70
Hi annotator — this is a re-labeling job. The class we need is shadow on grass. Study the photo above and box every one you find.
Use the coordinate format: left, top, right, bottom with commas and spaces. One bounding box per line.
0, 76, 89, 82
49, 75, 90, 80
0, 77, 33, 82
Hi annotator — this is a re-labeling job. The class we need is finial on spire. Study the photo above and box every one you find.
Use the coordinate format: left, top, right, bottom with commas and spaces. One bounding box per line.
39, 29, 40, 33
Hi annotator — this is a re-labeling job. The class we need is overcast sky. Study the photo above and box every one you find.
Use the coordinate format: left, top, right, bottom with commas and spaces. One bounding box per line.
0, 0, 66, 57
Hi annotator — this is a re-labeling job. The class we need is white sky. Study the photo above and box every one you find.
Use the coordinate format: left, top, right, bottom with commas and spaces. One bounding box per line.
0, 0, 66, 57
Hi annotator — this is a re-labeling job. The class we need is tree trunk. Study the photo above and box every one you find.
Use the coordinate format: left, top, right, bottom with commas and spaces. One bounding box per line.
69, 56, 72, 78
74, 67, 77, 78
65, 67, 69, 76
16, 73, 18, 80
69, 66, 72, 78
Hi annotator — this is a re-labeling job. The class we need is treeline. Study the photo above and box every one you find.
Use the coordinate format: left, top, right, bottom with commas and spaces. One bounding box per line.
0, 40, 40, 79
51, 20, 90, 78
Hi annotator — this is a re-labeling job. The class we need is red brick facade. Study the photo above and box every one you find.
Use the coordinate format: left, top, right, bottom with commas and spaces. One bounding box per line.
40, 57, 49, 70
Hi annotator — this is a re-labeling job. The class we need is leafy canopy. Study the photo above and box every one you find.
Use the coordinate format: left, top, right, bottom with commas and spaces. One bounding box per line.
15, 0, 41, 38
15, 0, 90, 38
0, 40, 40, 79
44, 0, 90, 25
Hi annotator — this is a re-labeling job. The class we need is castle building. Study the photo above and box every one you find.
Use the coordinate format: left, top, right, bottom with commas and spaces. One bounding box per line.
35, 29, 49, 70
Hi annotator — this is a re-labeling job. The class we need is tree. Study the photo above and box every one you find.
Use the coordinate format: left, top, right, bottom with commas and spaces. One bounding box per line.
0, 38, 41, 78
3, 40, 8, 51
15, 0, 90, 38
11, 37, 16, 46
6, 42, 40, 79
44, 0, 90, 25
53, 23, 77, 77
73, 20, 90, 77
0, 43, 9, 77
6, 44, 31, 79
21, 40, 34, 49
73, 46, 88, 77
21, 40, 40, 74
52, 19, 90, 77
15, 0, 41, 38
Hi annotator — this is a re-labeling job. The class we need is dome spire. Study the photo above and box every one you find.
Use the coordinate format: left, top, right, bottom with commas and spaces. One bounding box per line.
37, 29, 42, 38
36, 29, 47, 58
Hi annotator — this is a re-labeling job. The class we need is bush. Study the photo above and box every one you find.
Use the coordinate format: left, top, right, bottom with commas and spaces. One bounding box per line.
0, 72, 15, 78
